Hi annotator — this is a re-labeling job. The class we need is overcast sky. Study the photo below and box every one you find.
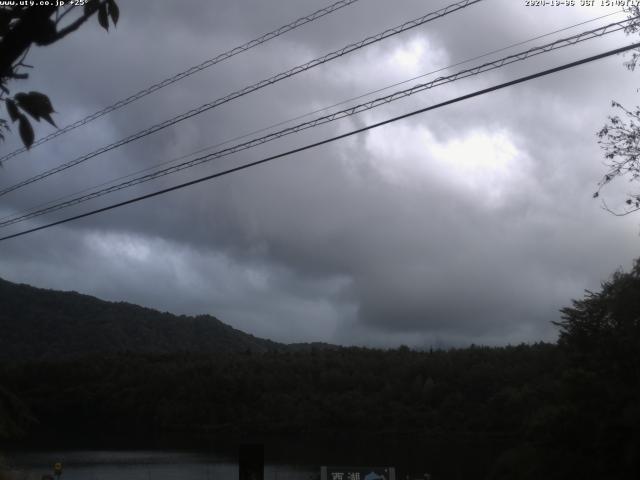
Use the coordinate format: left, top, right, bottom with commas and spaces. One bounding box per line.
1, 0, 639, 347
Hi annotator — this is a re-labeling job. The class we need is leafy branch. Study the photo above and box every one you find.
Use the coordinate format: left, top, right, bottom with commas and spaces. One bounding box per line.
0, 0, 119, 150
595, 6, 640, 216
595, 101, 640, 215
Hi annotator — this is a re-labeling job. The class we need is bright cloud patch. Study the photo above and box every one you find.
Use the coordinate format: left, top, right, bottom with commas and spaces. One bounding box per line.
325, 34, 447, 89
87, 231, 152, 263
389, 37, 426, 72
429, 130, 524, 202
386, 35, 449, 79
365, 123, 527, 206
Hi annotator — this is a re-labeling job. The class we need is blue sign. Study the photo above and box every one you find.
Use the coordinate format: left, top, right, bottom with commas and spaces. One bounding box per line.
321, 466, 396, 480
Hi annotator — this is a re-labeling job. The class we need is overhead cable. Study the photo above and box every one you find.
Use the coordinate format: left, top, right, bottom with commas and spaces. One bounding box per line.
0, 0, 482, 198
0, 10, 624, 226
0, 17, 632, 228
1, 41, 638, 243
0, 0, 362, 164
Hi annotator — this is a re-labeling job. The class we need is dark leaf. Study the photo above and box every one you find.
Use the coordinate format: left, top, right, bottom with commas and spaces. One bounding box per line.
27, 91, 54, 114
33, 18, 57, 45
6, 99, 19, 122
84, 0, 99, 17
0, 7, 19, 38
107, 0, 119, 25
40, 112, 56, 127
18, 114, 34, 149
0, 22, 10, 38
98, 3, 109, 31
14, 91, 56, 126
0, 8, 15, 24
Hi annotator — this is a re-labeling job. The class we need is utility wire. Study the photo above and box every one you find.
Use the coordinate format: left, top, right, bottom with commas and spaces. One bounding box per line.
0, 0, 482, 198
0, 0, 362, 164
0, 10, 623, 226
0, 17, 632, 228
1, 41, 638, 243
1, 8, 623, 226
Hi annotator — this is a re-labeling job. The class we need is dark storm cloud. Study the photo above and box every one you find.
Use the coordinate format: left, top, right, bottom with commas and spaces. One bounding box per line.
1, 0, 639, 347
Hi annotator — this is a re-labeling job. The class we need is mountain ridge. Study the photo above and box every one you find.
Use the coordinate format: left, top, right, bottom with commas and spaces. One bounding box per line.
0, 277, 293, 360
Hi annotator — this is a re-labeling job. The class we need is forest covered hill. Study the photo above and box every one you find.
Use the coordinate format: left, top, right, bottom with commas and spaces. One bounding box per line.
0, 277, 284, 360
1, 260, 640, 478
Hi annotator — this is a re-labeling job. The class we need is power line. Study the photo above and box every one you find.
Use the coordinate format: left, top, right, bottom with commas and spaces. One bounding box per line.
1, 41, 637, 243
0, 10, 623, 226
1, 8, 622, 226
0, 0, 482, 198
0, 0, 361, 164
0, 17, 631, 229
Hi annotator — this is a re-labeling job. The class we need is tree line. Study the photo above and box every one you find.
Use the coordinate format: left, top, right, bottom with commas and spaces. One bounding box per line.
1, 259, 639, 478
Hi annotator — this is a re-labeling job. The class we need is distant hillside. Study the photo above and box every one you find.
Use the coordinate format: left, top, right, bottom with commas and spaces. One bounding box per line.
0, 278, 284, 361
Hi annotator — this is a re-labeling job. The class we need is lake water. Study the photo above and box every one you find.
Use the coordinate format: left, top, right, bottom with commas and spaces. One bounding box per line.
3, 450, 317, 480
2, 433, 509, 479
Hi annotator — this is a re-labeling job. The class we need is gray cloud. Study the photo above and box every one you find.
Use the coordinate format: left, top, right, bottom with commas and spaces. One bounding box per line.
1, 0, 639, 348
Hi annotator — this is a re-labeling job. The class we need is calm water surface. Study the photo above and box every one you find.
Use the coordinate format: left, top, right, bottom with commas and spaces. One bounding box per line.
4, 450, 317, 480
